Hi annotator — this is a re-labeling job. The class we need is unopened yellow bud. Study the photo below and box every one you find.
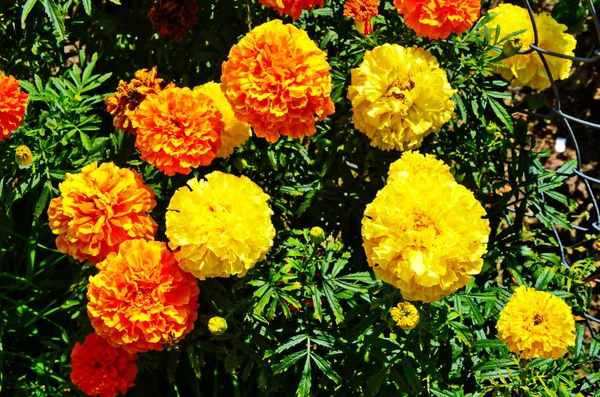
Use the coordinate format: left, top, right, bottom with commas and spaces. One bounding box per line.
502, 38, 522, 59
309, 226, 326, 245
208, 316, 228, 335
15, 145, 33, 168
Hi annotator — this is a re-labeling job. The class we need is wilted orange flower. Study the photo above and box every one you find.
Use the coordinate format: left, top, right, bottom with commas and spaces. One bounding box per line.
258, 0, 323, 20
343, 0, 380, 35
148, 0, 199, 41
47, 162, 157, 264
221, 20, 335, 142
87, 239, 200, 353
70, 333, 138, 397
393, 0, 480, 39
105, 67, 173, 134
0, 72, 28, 141
131, 86, 224, 176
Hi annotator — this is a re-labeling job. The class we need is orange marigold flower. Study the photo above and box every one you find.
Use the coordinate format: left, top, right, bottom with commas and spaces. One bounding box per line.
148, 0, 199, 41
70, 333, 138, 397
131, 86, 224, 176
258, 0, 324, 20
87, 239, 200, 353
221, 20, 335, 142
0, 72, 28, 141
343, 0, 380, 35
105, 67, 173, 134
47, 162, 157, 264
393, 0, 480, 40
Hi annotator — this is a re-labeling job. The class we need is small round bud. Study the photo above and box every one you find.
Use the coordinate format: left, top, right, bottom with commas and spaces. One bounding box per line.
502, 38, 522, 59
208, 316, 228, 335
15, 145, 33, 168
233, 157, 249, 171
390, 302, 420, 330
309, 227, 326, 245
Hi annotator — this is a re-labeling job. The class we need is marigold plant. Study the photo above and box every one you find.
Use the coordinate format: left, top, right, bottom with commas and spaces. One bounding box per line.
0, 72, 28, 141
47, 162, 157, 264
258, 0, 323, 20
347, 44, 455, 151
131, 86, 224, 176
362, 152, 490, 302
87, 239, 200, 353
393, 0, 480, 39
221, 19, 335, 142
70, 333, 138, 397
343, 0, 380, 36
496, 286, 576, 359
166, 171, 275, 279
485, 4, 576, 90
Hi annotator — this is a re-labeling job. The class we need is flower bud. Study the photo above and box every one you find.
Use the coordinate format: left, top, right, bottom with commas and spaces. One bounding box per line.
208, 316, 228, 335
390, 302, 420, 330
309, 226, 326, 245
502, 38, 522, 59
15, 145, 33, 168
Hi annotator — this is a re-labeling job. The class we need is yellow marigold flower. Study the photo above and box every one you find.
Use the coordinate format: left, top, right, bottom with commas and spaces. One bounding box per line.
0, 72, 28, 141
131, 86, 224, 176
166, 171, 275, 279
104, 67, 173, 134
485, 4, 576, 90
343, 0, 380, 36
496, 286, 576, 359
390, 302, 420, 330
208, 316, 228, 335
258, 0, 323, 20
87, 239, 200, 353
15, 145, 33, 167
47, 162, 157, 265
362, 152, 490, 302
347, 44, 455, 151
221, 20, 335, 143
193, 82, 251, 158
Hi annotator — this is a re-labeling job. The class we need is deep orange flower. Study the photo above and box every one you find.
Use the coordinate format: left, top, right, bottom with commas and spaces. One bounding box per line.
87, 239, 200, 353
148, 0, 199, 41
221, 20, 335, 142
258, 0, 323, 20
0, 72, 28, 141
343, 0, 380, 35
105, 67, 173, 134
393, 0, 480, 39
131, 86, 224, 176
47, 162, 157, 264
70, 333, 138, 397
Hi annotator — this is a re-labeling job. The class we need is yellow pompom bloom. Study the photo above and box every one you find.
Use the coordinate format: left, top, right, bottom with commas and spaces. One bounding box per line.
362, 152, 490, 302
390, 302, 420, 330
166, 171, 275, 279
15, 145, 33, 167
485, 4, 576, 90
347, 44, 455, 151
193, 82, 251, 159
497, 286, 576, 359
208, 316, 228, 335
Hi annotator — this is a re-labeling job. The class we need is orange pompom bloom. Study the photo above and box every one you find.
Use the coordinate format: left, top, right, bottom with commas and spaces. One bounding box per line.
87, 239, 200, 353
70, 333, 138, 397
258, 0, 323, 20
148, 0, 199, 41
343, 0, 380, 35
47, 162, 157, 264
131, 86, 224, 176
221, 20, 335, 142
105, 67, 173, 134
393, 0, 480, 39
0, 72, 28, 141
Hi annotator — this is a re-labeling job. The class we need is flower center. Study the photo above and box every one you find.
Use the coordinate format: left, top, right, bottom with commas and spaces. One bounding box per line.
386, 77, 415, 100
126, 89, 145, 110
132, 288, 155, 308
533, 313, 545, 326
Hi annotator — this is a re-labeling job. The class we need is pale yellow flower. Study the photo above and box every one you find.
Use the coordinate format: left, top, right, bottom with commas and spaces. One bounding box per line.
390, 302, 420, 330
208, 317, 228, 335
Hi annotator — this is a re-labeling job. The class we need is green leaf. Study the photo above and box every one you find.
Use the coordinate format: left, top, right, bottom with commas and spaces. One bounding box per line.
82, 0, 92, 15
21, 0, 39, 27
272, 350, 307, 374
489, 98, 514, 133
41, 0, 66, 42
311, 354, 341, 383
297, 355, 312, 397
79, 131, 92, 151
34, 183, 51, 219
534, 267, 555, 290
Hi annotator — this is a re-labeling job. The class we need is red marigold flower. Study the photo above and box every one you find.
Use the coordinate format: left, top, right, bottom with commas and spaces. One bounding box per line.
70, 333, 137, 397
105, 67, 173, 134
87, 239, 200, 353
258, 0, 323, 20
393, 0, 480, 39
148, 0, 199, 41
0, 72, 28, 141
343, 0, 380, 35
221, 20, 335, 142
47, 162, 157, 264
131, 86, 224, 176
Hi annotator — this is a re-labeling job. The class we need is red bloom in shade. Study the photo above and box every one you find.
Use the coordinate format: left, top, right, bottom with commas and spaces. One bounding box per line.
258, 0, 324, 20
343, 0, 380, 35
70, 333, 138, 397
0, 72, 28, 141
148, 0, 199, 41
